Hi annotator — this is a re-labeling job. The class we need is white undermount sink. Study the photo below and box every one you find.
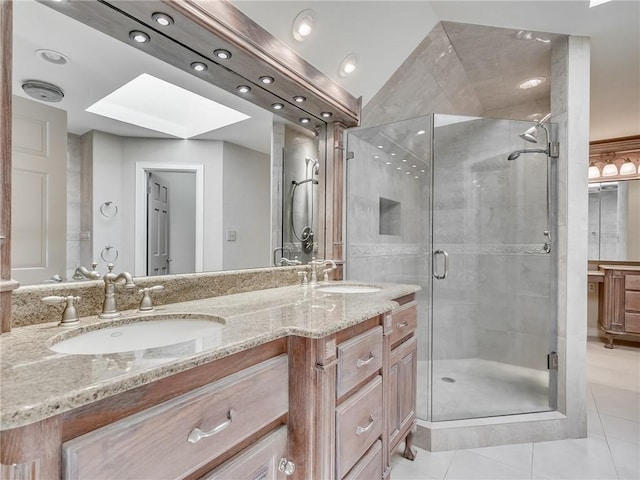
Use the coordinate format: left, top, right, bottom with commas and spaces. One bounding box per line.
50, 315, 225, 355
316, 285, 382, 294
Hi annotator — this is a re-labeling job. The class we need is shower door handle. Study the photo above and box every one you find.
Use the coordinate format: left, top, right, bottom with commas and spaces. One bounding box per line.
433, 249, 449, 280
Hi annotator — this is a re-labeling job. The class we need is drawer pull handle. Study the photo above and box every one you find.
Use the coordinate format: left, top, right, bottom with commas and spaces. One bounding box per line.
355, 414, 375, 435
356, 353, 375, 368
397, 321, 409, 328
187, 409, 235, 443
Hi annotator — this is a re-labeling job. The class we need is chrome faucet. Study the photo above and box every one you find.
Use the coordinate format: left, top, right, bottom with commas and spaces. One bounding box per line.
72, 262, 101, 280
308, 258, 338, 286
99, 263, 136, 319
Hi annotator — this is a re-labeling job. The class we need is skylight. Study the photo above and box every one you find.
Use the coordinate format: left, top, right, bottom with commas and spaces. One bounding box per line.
86, 73, 250, 139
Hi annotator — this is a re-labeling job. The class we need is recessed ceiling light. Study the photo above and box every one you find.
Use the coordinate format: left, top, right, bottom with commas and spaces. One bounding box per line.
300, 117, 311, 124
190, 62, 207, 72
386, 162, 391, 165
259, 76, 274, 84
414, 176, 419, 179
292, 9, 315, 42
396, 167, 401, 170
402, 159, 407, 163
35, 49, 69, 65
406, 172, 410, 175
412, 165, 417, 168
377, 145, 384, 149
236, 85, 251, 93
416, 130, 426, 135
321, 112, 333, 118
518, 77, 546, 90
373, 155, 380, 159
85, 73, 250, 139
271, 103, 284, 110
152, 12, 174, 26
214, 49, 232, 60
22, 80, 64, 102
421, 169, 425, 173
391, 153, 396, 156
293, 95, 306, 103
129, 31, 150, 44
339, 53, 358, 77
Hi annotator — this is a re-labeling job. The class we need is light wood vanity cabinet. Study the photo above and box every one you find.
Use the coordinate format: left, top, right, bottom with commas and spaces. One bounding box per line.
386, 300, 418, 461
598, 266, 640, 347
62, 355, 289, 479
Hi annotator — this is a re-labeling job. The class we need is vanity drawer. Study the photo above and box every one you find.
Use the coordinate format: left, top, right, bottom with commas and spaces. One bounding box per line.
625, 290, 640, 312
625, 313, 640, 334
343, 440, 382, 480
201, 426, 288, 480
335, 376, 383, 479
63, 355, 288, 480
389, 301, 417, 346
337, 326, 383, 398
625, 274, 640, 291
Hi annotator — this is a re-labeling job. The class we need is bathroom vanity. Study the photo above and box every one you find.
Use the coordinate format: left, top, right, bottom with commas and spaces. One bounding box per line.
0, 283, 419, 479
598, 264, 640, 347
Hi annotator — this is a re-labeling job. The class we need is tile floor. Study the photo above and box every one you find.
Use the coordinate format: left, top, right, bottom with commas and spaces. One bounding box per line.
391, 338, 640, 480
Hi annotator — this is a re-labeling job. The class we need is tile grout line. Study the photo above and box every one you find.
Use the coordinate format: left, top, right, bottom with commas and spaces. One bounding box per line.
590, 381, 623, 480
441, 450, 457, 480
530, 441, 535, 480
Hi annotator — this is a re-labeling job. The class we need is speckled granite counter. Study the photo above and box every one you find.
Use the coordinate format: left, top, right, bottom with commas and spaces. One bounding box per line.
1, 282, 419, 431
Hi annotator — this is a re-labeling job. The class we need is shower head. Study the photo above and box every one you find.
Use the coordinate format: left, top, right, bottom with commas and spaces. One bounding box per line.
305, 157, 319, 175
518, 113, 552, 144
520, 125, 539, 144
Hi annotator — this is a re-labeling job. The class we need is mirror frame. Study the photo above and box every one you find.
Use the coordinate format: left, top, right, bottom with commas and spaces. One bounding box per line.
0, 0, 360, 332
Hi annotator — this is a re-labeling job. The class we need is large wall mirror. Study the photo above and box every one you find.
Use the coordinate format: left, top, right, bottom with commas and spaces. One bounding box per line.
11, 0, 325, 286
588, 136, 640, 262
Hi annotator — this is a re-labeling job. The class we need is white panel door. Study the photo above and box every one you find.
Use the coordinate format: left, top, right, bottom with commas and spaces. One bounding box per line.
11, 95, 67, 284
147, 172, 170, 276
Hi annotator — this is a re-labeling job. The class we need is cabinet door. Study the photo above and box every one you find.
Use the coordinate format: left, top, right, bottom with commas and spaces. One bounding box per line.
201, 426, 289, 480
388, 336, 417, 453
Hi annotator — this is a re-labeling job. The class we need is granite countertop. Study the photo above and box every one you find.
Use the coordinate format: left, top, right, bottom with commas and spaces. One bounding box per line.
0, 282, 419, 431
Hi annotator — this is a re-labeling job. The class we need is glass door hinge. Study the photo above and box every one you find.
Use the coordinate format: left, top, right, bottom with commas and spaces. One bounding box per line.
547, 352, 559, 370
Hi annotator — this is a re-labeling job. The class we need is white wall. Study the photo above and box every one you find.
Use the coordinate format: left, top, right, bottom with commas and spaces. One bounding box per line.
222, 142, 271, 270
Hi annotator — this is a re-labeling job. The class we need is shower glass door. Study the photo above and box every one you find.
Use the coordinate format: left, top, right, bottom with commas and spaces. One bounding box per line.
430, 114, 556, 421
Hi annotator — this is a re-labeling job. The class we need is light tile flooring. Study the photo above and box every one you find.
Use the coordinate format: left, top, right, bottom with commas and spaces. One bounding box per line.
391, 338, 640, 480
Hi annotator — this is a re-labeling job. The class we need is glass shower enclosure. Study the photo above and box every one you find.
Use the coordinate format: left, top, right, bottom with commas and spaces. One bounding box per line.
346, 114, 556, 422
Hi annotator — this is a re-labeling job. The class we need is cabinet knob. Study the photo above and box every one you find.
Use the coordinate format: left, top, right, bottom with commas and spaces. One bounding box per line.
278, 458, 295, 476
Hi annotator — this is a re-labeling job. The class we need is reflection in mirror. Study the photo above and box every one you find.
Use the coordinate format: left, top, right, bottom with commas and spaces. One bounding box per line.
11, 0, 321, 286
588, 180, 640, 261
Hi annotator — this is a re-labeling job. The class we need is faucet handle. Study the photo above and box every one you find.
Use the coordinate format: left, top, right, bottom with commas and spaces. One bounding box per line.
298, 271, 309, 286
42, 295, 81, 326
106, 263, 115, 273
138, 285, 165, 312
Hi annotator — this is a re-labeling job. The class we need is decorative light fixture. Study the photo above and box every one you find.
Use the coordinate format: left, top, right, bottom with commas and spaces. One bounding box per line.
292, 9, 315, 42
619, 161, 636, 175
588, 165, 601, 179
602, 163, 618, 177
236, 85, 251, 93
190, 62, 207, 72
321, 112, 333, 118
293, 95, 306, 103
36, 49, 69, 65
518, 77, 546, 90
259, 76, 274, 84
129, 31, 150, 43
339, 53, 358, 77
271, 103, 284, 110
214, 49, 232, 60
152, 12, 174, 26
299, 117, 311, 124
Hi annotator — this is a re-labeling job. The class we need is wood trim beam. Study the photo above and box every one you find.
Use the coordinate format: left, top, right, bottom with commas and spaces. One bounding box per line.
1, 0, 14, 333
